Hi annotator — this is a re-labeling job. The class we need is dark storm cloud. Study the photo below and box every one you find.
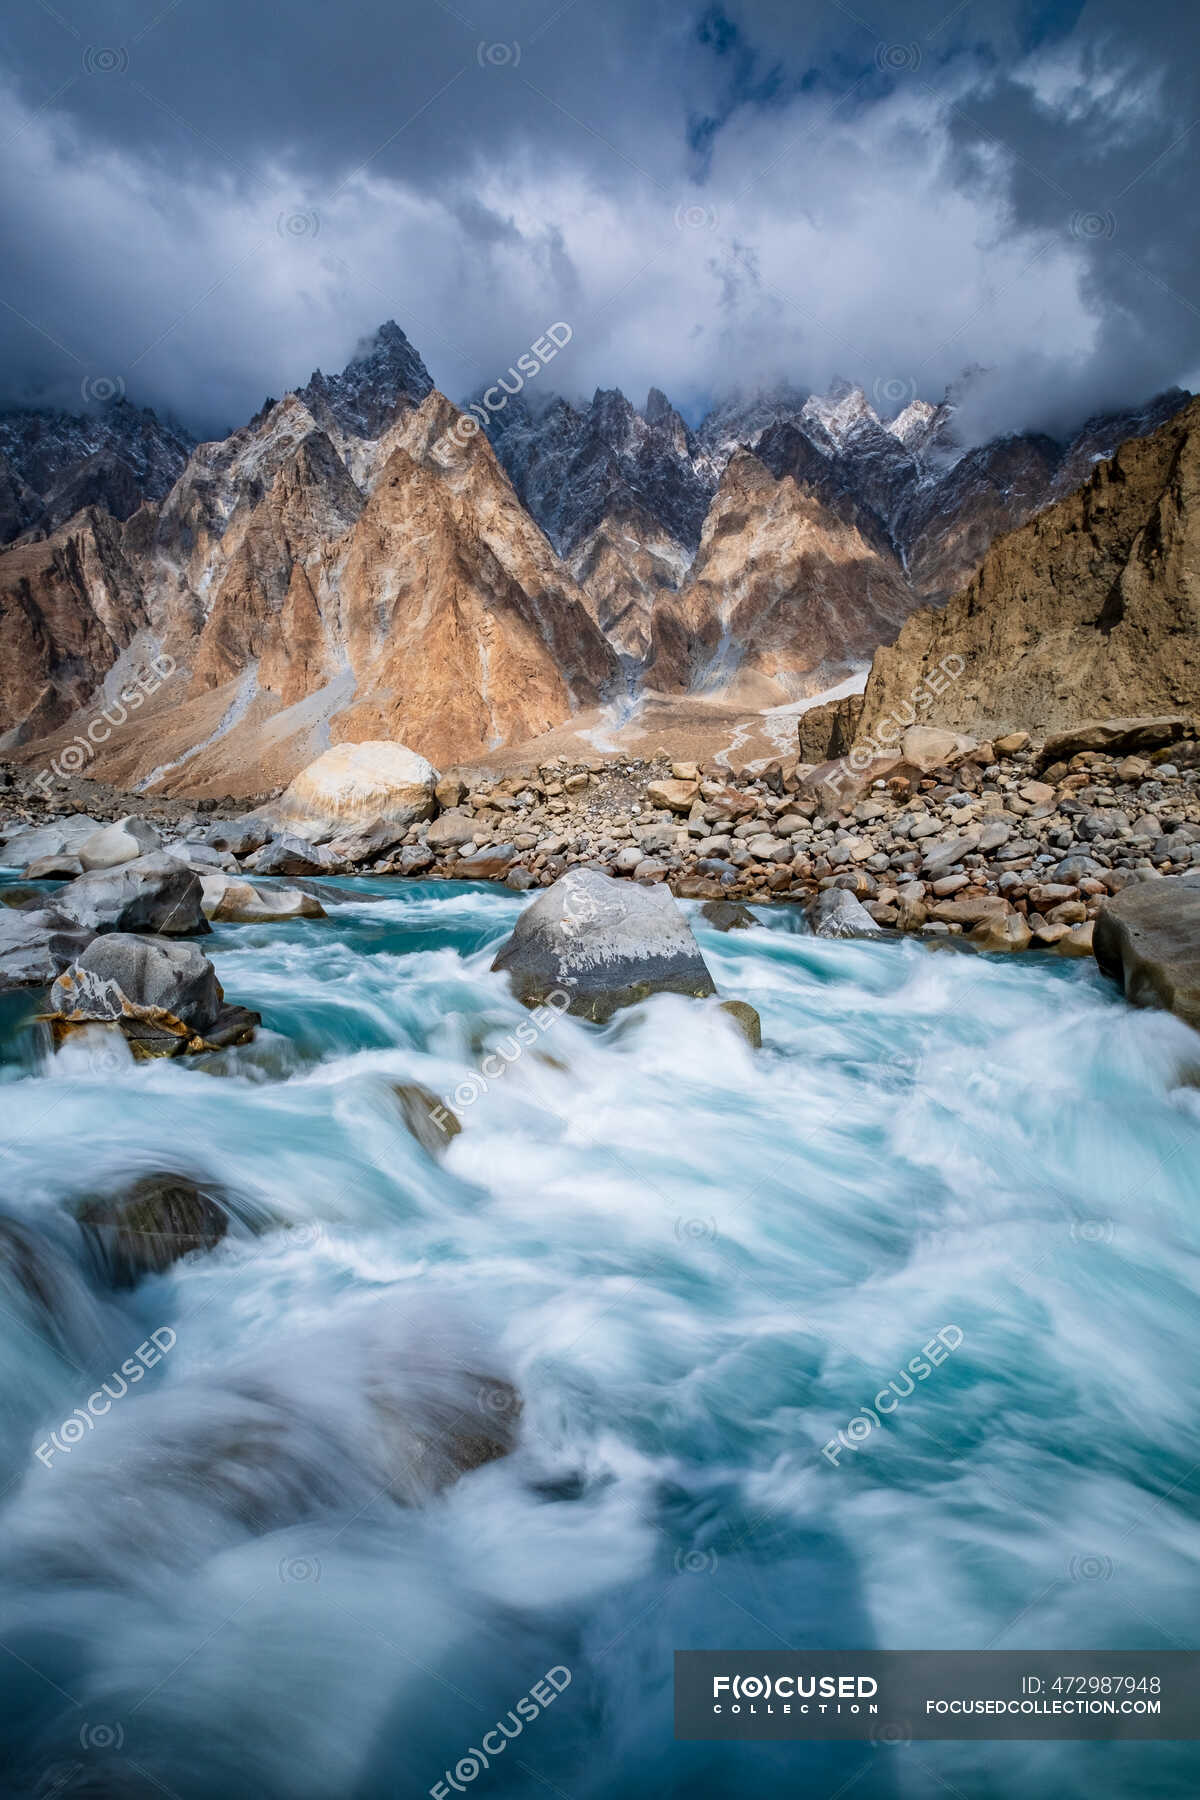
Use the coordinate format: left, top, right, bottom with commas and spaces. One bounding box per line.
0, 0, 1195, 442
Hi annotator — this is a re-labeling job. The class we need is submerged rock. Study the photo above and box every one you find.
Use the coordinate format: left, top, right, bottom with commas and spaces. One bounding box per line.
77, 1172, 228, 1287
718, 998, 762, 1046
393, 1083, 460, 1156
492, 867, 717, 1022
53, 852, 209, 936
700, 900, 756, 931
1094, 875, 1200, 1027
44, 933, 258, 1056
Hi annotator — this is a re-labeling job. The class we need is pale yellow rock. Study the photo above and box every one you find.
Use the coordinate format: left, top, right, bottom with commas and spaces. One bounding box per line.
647, 778, 700, 814
854, 398, 1200, 745
1055, 920, 1095, 957
969, 912, 1032, 952
200, 872, 326, 922
270, 741, 438, 841
900, 726, 975, 772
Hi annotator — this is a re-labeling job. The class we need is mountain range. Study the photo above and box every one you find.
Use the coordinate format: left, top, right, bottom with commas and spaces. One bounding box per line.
0, 320, 1192, 792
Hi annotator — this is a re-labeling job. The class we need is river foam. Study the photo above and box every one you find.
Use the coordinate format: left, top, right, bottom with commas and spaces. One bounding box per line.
0, 878, 1197, 1798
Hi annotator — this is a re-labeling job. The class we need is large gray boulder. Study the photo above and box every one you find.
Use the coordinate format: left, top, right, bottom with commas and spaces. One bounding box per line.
200, 815, 274, 857
45, 933, 258, 1056
53, 852, 209, 936
0, 815, 100, 867
808, 888, 885, 938
78, 815, 162, 871
199, 871, 326, 922
491, 868, 717, 1022
0, 906, 92, 990
242, 835, 340, 877
1093, 873, 1200, 1029
199, 815, 273, 856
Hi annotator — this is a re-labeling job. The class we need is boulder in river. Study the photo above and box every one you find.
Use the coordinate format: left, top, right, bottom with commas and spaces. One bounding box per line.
393, 1083, 461, 1156
200, 872, 326, 923
53, 852, 209, 936
44, 932, 259, 1056
0, 906, 92, 990
77, 1172, 229, 1287
23, 854, 84, 880
718, 998, 762, 1047
242, 835, 341, 878
969, 912, 1033, 953
700, 900, 756, 931
266, 741, 438, 843
455, 845, 518, 880
808, 888, 885, 938
1093, 874, 1200, 1027
491, 867, 718, 1022
201, 815, 273, 857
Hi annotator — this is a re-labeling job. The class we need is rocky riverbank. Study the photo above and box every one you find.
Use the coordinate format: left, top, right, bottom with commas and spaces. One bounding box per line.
4, 718, 1200, 964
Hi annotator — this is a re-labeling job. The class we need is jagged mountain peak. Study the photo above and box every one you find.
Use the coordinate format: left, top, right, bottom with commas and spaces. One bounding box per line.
297, 320, 433, 440
799, 382, 883, 450
886, 397, 941, 446
0, 396, 195, 540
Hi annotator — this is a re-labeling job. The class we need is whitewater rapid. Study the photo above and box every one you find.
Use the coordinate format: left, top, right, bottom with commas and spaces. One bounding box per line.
0, 877, 1198, 1799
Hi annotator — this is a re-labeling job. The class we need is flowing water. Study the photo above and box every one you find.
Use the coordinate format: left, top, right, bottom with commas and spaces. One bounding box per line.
1, 876, 1199, 1800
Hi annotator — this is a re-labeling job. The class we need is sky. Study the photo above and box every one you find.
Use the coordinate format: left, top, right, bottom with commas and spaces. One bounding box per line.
0, 0, 1197, 444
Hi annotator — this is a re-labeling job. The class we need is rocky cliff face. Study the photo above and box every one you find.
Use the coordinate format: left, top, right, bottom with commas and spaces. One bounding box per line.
0, 339, 618, 788
853, 395, 1200, 745
648, 450, 912, 701
488, 386, 712, 560
0, 400, 194, 544
1, 316, 1193, 791
495, 374, 1191, 688
0, 507, 149, 747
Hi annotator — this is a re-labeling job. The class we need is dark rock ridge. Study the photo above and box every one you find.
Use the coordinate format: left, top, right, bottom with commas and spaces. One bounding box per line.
486, 387, 712, 558
0, 399, 194, 544
490, 374, 1191, 626
296, 320, 434, 439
